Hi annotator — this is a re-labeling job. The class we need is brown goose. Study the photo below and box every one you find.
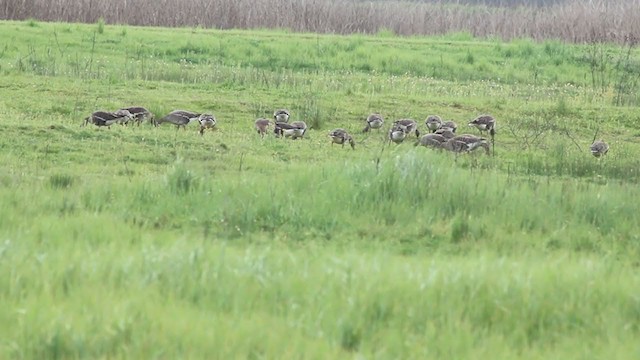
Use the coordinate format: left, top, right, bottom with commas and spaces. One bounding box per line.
394, 119, 420, 138
198, 114, 217, 135
442, 134, 490, 155
434, 128, 456, 140
416, 133, 446, 148
468, 115, 496, 136
273, 109, 290, 123
329, 128, 355, 149
590, 140, 609, 158
425, 115, 442, 133
441, 120, 458, 132
254, 118, 271, 138
119, 106, 154, 126
154, 110, 203, 129
275, 121, 307, 139
388, 123, 408, 144
362, 113, 384, 133
83, 109, 133, 128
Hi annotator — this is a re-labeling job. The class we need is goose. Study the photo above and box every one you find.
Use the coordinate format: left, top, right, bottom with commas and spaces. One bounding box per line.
275, 121, 307, 139
254, 118, 271, 138
119, 106, 154, 126
468, 115, 496, 136
273, 109, 290, 123
442, 134, 490, 155
329, 128, 355, 149
441, 120, 458, 132
425, 115, 442, 133
83, 109, 133, 128
416, 133, 447, 148
362, 113, 384, 133
590, 140, 609, 158
434, 128, 456, 140
388, 123, 408, 144
198, 114, 217, 135
154, 110, 203, 129
393, 119, 420, 138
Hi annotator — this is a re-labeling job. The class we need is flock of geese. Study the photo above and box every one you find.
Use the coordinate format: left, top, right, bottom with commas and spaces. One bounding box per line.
83, 107, 217, 135
82, 106, 609, 158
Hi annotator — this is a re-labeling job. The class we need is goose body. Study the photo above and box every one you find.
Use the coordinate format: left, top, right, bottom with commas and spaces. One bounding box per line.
254, 118, 271, 138
84, 109, 133, 128
434, 128, 456, 140
394, 119, 420, 138
468, 115, 496, 135
441, 120, 458, 132
155, 110, 202, 128
425, 115, 442, 133
388, 124, 408, 144
198, 114, 217, 135
275, 121, 307, 139
273, 109, 290, 123
590, 140, 609, 157
119, 106, 154, 126
443, 134, 490, 155
362, 113, 384, 133
329, 128, 355, 149
417, 133, 447, 148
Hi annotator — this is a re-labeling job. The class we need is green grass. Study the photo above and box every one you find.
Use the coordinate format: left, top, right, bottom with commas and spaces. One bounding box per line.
1, 20, 640, 358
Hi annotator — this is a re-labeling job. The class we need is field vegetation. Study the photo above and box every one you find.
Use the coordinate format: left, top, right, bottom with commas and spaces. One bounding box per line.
2, 0, 640, 44
1, 18, 640, 358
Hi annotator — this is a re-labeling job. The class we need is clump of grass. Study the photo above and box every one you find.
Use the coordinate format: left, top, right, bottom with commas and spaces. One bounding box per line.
555, 96, 571, 116
26, 18, 39, 27
450, 214, 470, 243
376, 27, 395, 38
296, 93, 324, 130
465, 50, 475, 65
166, 163, 200, 195
96, 17, 105, 34
49, 174, 75, 189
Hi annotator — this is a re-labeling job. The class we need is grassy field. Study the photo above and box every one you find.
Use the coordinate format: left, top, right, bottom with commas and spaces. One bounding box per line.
1, 20, 640, 358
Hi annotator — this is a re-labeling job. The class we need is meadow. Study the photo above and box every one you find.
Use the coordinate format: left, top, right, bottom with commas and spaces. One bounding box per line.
1, 19, 640, 358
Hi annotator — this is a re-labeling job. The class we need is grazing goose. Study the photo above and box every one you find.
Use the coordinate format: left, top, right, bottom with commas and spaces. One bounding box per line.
83, 109, 133, 128
329, 128, 355, 149
198, 114, 217, 135
434, 128, 456, 140
388, 123, 408, 144
425, 115, 443, 133
273, 109, 290, 123
275, 121, 307, 139
394, 119, 420, 138
468, 115, 496, 136
154, 110, 203, 129
441, 120, 458, 132
254, 118, 271, 138
442, 134, 490, 155
416, 133, 447, 148
362, 113, 384, 133
590, 140, 609, 158
119, 106, 154, 126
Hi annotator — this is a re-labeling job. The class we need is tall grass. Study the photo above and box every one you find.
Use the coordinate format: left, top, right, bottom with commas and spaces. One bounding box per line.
2, 150, 638, 255
3, 146, 640, 356
1, 206, 640, 357
2, 0, 640, 44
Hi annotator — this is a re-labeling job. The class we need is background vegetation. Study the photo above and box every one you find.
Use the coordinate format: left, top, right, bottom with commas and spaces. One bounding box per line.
1, 18, 640, 358
3, 0, 640, 44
